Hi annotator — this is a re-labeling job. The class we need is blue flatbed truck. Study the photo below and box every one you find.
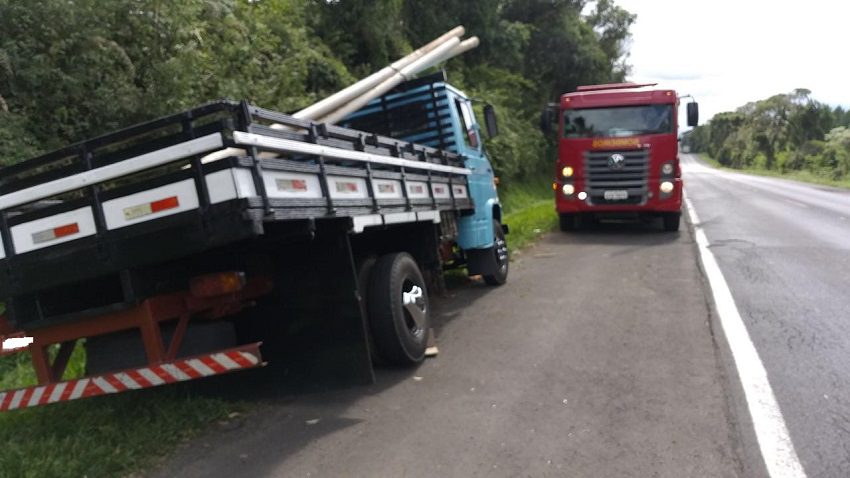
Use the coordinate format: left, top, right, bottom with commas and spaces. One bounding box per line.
0, 74, 508, 411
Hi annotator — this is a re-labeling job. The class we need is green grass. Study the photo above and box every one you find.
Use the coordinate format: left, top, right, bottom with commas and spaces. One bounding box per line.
499, 175, 558, 252
0, 344, 236, 478
699, 153, 850, 190
0, 387, 233, 478
0, 176, 558, 478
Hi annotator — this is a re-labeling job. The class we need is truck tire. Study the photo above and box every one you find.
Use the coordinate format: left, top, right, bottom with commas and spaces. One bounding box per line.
483, 220, 509, 286
663, 212, 681, 232
368, 252, 429, 366
559, 213, 577, 231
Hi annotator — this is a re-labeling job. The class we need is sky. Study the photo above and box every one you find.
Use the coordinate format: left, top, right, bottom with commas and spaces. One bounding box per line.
608, 0, 849, 125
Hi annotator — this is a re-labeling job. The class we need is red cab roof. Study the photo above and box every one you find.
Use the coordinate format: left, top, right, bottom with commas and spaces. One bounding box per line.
562, 83, 677, 109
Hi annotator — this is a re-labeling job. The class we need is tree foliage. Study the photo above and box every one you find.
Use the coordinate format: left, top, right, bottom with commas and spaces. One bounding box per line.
0, 0, 635, 179
686, 90, 850, 180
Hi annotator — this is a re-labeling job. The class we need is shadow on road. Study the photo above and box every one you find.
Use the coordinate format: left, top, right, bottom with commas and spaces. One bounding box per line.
553, 219, 683, 247
152, 278, 503, 477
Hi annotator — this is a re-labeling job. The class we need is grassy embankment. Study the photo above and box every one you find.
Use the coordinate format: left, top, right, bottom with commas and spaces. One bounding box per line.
699, 153, 850, 190
498, 176, 558, 252
0, 177, 557, 478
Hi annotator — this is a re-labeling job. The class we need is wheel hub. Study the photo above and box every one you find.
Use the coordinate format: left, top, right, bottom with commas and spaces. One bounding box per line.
402, 284, 427, 334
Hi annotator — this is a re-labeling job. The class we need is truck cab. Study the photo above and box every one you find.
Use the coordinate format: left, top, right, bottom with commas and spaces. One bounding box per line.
343, 73, 507, 280
544, 83, 698, 231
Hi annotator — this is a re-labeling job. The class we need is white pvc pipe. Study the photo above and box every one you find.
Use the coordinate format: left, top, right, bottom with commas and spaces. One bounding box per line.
201, 28, 476, 163
318, 37, 462, 125
293, 26, 465, 120
432, 37, 479, 65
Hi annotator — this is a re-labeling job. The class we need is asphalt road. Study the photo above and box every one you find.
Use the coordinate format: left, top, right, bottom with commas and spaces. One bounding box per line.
151, 203, 742, 477
683, 153, 850, 478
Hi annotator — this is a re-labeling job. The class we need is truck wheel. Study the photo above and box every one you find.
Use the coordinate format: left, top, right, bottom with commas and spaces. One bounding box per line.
559, 213, 577, 231
483, 220, 509, 286
663, 212, 681, 232
368, 252, 429, 366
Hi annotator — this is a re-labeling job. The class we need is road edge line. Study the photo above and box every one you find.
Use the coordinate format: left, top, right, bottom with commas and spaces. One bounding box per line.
684, 193, 807, 478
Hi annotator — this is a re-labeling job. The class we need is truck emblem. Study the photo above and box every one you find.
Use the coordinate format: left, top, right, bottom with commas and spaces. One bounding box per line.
608, 153, 626, 170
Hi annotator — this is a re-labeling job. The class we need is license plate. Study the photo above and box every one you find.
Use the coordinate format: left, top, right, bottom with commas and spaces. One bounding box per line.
603, 190, 629, 200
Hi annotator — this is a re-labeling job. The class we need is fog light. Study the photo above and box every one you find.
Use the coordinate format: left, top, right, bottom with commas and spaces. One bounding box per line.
660, 181, 674, 194
662, 163, 674, 175
562, 166, 574, 178
562, 184, 575, 196
577, 191, 588, 200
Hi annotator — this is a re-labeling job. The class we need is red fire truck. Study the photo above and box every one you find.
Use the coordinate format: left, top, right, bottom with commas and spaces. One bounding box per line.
542, 83, 698, 231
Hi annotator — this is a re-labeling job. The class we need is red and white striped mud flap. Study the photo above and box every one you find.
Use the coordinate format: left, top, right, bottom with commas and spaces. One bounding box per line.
0, 342, 263, 412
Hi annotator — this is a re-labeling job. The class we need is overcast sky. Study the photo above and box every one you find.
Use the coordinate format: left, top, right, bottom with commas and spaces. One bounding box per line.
610, 0, 849, 125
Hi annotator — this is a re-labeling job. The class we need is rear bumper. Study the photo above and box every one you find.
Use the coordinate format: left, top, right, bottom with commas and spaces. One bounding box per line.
555, 177, 682, 214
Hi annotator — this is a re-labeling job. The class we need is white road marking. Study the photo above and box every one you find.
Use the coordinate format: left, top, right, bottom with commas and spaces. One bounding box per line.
685, 193, 807, 478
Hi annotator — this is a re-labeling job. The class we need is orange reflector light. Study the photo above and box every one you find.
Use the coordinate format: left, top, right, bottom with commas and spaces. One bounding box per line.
190, 271, 246, 298
32, 222, 80, 244
552, 182, 558, 190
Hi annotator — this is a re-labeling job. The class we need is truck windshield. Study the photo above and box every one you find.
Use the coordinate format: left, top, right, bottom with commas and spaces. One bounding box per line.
563, 104, 673, 138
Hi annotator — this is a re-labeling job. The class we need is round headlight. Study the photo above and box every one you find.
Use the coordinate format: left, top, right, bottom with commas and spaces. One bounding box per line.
577, 191, 588, 200
562, 184, 575, 196
562, 166, 574, 178
662, 163, 674, 175
660, 181, 674, 194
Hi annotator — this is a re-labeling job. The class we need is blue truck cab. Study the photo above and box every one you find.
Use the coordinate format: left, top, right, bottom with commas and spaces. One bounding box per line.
342, 72, 508, 283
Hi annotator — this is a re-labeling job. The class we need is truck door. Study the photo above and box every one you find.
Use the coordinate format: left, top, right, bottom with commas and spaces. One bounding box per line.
452, 94, 498, 250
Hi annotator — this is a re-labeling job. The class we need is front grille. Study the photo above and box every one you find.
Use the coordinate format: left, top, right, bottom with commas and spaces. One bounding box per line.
583, 149, 648, 205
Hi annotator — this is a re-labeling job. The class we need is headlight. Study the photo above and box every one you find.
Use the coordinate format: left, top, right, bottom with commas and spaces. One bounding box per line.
662, 163, 674, 175
660, 181, 674, 194
561, 166, 574, 178
562, 184, 575, 196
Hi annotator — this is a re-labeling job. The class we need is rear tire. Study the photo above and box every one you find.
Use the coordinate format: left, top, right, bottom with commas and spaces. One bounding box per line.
367, 253, 429, 366
663, 212, 681, 232
483, 220, 509, 286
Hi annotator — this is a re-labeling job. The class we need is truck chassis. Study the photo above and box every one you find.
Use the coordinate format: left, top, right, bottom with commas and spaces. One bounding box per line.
0, 99, 488, 410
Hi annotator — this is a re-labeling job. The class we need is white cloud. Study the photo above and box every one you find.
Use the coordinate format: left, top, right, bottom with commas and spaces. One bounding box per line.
610, 0, 850, 124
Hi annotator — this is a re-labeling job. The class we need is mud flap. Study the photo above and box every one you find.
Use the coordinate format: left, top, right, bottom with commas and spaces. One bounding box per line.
465, 246, 498, 277
249, 219, 375, 391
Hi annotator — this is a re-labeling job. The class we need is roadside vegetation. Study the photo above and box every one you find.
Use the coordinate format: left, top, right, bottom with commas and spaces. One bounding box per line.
685, 89, 850, 187
0, 1, 634, 476
499, 176, 559, 251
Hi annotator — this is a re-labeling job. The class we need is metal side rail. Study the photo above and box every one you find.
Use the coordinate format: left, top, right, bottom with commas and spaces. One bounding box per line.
0, 342, 263, 412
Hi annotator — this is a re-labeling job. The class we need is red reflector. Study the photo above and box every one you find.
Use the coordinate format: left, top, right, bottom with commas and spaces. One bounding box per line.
150, 196, 179, 213
53, 223, 80, 238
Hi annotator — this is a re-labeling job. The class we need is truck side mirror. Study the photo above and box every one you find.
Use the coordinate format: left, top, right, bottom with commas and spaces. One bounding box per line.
483, 104, 499, 138
687, 102, 699, 127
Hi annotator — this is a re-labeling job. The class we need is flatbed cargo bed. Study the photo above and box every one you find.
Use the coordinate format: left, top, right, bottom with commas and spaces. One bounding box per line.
0, 101, 474, 329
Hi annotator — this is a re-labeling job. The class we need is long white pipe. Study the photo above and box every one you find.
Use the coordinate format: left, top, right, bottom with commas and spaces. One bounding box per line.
201, 29, 476, 163
318, 37, 463, 125
293, 26, 465, 120
432, 37, 479, 65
